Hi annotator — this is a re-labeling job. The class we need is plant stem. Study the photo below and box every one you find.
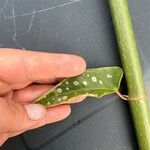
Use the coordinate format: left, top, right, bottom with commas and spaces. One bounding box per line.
108, 0, 150, 149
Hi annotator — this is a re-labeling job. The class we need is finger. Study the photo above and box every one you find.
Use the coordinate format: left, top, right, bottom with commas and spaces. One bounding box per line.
11, 82, 31, 90
1, 90, 13, 100
0, 49, 86, 87
12, 84, 53, 103
32, 77, 63, 84
8, 105, 71, 137
0, 97, 71, 134
9, 131, 24, 138
27, 105, 71, 131
0, 80, 11, 95
0, 98, 46, 133
0, 133, 9, 146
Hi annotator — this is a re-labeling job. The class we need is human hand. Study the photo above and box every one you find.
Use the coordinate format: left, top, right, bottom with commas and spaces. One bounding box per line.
0, 49, 86, 146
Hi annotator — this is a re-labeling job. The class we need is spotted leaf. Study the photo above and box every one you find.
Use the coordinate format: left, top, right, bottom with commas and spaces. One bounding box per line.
35, 66, 123, 107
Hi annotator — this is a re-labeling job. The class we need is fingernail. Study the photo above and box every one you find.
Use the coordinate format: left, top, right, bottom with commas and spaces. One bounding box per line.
25, 104, 46, 120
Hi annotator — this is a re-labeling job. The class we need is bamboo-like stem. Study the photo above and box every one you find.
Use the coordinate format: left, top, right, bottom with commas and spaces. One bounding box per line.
108, 0, 150, 149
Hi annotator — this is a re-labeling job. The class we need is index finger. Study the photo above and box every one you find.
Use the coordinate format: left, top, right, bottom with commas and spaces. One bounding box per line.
0, 49, 86, 84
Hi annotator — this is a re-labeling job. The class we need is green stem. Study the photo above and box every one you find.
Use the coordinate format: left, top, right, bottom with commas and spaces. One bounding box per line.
108, 0, 150, 149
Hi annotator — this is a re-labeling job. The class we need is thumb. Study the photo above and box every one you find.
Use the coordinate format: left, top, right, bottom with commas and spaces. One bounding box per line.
0, 98, 46, 133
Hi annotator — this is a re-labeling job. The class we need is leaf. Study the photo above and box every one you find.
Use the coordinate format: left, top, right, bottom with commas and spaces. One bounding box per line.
35, 66, 123, 107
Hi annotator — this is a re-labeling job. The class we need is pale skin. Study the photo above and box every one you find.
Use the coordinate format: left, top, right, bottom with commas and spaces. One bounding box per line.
0, 48, 86, 146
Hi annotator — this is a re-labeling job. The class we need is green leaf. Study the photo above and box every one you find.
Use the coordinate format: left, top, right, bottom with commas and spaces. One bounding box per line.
35, 66, 123, 107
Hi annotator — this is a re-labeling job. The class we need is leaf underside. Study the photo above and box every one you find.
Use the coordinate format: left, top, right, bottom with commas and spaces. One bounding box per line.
35, 66, 123, 107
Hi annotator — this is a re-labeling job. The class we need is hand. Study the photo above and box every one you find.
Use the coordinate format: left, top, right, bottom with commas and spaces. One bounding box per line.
0, 48, 86, 146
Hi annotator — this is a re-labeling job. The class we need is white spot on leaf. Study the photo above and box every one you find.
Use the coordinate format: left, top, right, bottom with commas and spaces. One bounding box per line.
58, 98, 62, 102
82, 81, 87, 85
65, 82, 69, 84
43, 95, 47, 98
47, 102, 51, 105
63, 96, 68, 100
107, 74, 112, 78
99, 80, 103, 84
73, 81, 79, 86
57, 88, 62, 93
87, 74, 90, 77
92, 76, 97, 82
66, 87, 69, 90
